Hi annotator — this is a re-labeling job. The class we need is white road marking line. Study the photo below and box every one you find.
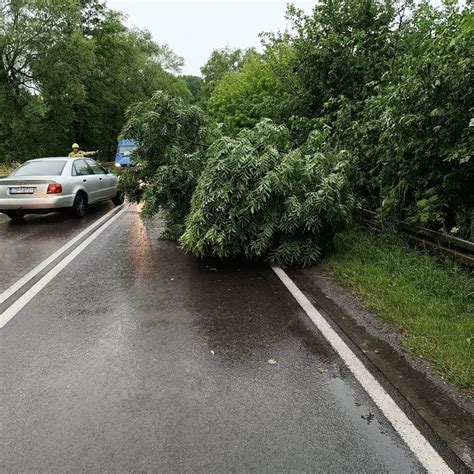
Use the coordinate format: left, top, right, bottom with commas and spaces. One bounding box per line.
0, 206, 127, 328
0, 205, 123, 305
272, 266, 452, 474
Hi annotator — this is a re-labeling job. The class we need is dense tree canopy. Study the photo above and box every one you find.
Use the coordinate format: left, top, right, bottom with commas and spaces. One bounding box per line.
201, 0, 473, 238
200, 46, 256, 101
182, 120, 354, 266
0, 0, 190, 163
119, 0, 472, 268
180, 75, 204, 103
119, 92, 211, 238
207, 54, 278, 134
346, 2, 473, 230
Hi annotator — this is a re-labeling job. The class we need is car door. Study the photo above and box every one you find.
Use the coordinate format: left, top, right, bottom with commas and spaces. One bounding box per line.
86, 159, 117, 200
72, 159, 102, 203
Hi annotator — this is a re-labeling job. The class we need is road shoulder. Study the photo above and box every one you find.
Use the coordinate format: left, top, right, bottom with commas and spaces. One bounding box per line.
289, 267, 474, 471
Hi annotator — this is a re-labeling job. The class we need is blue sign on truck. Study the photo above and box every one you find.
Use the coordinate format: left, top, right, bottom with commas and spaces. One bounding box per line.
115, 139, 137, 167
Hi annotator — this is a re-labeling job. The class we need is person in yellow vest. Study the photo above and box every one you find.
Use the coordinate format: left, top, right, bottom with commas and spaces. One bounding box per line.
68, 143, 99, 158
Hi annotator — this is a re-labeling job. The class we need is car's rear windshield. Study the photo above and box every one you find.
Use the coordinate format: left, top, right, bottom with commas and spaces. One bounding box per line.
10, 160, 67, 177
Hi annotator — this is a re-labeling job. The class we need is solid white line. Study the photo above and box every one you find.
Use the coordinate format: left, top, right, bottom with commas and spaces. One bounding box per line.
271, 266, 452, 474
0, 206, 127, 328
0, 206, 123, 305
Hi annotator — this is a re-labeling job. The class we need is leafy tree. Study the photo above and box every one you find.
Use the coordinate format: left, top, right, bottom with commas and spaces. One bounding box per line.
207, 54, 278, 134
119, 93, 354, 266
0, 0, 96, 161
336, 1, 473, 233
182, 120, 355, 267
0, 0, 189, 164
260, 39, 306, 123
202, 0, 473, 236
73, 12, 190, 160
282, 0, 400, 119
200, 46, 255, 102
119, 92, 210, 238
180, 75, 204, 103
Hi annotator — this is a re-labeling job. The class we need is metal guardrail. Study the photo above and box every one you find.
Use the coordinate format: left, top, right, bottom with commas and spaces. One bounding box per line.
359, 209, 474, 267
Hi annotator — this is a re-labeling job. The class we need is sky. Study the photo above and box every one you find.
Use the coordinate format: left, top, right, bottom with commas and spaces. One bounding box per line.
107, 0, 314, 76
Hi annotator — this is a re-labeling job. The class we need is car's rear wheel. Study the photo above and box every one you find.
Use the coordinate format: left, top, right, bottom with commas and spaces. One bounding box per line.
71, 193, 87, 218
112, 190, 125, 206
5, 211, 25, 221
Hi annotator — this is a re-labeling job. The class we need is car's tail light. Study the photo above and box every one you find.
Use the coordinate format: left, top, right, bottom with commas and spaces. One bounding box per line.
47, 183, 62, 194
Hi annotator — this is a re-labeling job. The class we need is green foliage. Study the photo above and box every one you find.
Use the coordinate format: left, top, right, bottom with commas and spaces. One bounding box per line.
280, 0, 399, 119
200, 46, 256, 102
119, 93, 354, 266
180, 75, 204, 103
182, 120, 355, 267
119, 92, 210, 238
207, 55, 278, 134
204, 0, 473, 237
323, 228, 474, 389
0, 0, 190, 165
204, 43, 303, 132
0, 0, 96, 162
260, 40, 305, 122
71, 13, 191, 160
343, 2, 473, 233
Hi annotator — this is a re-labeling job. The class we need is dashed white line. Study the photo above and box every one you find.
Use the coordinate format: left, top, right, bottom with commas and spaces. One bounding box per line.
0, 206, 127, 328
272, 266, 452, 474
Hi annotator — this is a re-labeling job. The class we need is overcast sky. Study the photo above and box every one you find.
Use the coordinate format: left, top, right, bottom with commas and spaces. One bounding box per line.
107, 0, 314, 76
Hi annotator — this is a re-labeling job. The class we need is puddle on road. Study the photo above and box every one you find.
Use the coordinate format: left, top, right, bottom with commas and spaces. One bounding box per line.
326, 374, 421, 470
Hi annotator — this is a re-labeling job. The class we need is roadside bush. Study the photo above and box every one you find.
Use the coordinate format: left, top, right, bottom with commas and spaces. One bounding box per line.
181, 120, 355, 267
341, 2, 474, 234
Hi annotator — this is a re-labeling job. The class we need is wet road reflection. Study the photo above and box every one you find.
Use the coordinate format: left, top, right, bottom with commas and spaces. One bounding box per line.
0, 208, 423, 471
0, 201, 114, 293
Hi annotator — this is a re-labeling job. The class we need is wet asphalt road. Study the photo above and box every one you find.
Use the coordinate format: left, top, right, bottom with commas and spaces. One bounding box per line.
0, 206, 424, 472
0, 201, 115, 293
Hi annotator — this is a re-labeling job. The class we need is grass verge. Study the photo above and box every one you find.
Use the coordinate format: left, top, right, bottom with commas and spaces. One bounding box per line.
321, 227, 473, 391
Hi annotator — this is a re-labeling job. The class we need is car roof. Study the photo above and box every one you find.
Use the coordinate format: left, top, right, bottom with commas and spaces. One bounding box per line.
28, 157, 70, 161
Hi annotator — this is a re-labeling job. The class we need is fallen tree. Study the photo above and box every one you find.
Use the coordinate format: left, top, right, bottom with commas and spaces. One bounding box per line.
120, 93, 354, 267
182, 120, 354, 267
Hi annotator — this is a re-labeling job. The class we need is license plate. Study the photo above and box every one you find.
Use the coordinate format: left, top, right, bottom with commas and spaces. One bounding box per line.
10, 187, 35, 194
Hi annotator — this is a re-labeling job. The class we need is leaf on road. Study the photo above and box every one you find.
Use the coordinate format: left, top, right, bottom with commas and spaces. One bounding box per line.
317, 367, 326, 374
267, 358, 277, 365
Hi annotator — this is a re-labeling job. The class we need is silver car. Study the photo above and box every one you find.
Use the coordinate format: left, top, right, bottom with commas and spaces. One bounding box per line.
0, 157, 124, 220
